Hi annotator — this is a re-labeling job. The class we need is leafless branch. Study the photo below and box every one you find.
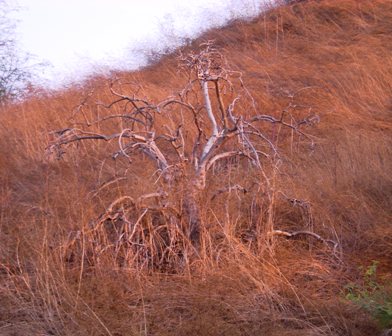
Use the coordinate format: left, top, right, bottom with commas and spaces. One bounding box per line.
211, 184, 247, 200
270, 230, 338, 251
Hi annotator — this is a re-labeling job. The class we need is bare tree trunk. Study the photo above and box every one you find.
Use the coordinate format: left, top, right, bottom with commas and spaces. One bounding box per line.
183, 187, 201, 248
183, 172, 207, 248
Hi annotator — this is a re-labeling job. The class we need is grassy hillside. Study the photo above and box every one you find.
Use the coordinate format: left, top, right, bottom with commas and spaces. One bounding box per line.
1, 0, 391, 335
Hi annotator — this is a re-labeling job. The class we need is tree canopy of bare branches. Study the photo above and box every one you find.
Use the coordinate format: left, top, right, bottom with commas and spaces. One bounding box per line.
48, 42, 319, 255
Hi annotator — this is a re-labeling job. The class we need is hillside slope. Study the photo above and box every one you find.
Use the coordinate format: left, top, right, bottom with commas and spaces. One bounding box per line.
0, 0, 391, 335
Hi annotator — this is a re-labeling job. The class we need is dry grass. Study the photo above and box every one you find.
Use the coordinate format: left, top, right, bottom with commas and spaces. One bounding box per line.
1, 0, 391, 335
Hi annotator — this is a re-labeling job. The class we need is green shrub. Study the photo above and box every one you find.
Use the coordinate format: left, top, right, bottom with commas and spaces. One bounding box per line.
345, 261, 392, 329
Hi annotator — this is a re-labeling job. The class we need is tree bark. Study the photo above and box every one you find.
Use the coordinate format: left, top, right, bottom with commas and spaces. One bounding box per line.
183, 179, 203, 248
184, 195, 200, 247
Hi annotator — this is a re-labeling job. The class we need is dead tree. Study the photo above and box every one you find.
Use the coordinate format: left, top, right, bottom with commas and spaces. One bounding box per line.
48, 42, 315, 249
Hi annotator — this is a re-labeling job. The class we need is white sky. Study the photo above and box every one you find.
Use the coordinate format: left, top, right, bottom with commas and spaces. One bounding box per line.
13, 0, 274, 88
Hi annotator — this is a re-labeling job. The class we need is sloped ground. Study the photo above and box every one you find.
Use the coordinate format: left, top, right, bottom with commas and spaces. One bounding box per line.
0, 0, 391, 335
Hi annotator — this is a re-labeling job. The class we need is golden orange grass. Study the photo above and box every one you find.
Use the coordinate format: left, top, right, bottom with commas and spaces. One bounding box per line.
1, 0, 391, 334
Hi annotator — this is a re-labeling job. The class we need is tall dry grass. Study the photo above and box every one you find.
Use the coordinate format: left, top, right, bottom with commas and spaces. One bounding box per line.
0, 0, 391, 335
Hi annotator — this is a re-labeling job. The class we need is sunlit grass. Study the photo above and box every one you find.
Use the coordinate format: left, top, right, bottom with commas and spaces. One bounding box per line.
0, 0, 391, 334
